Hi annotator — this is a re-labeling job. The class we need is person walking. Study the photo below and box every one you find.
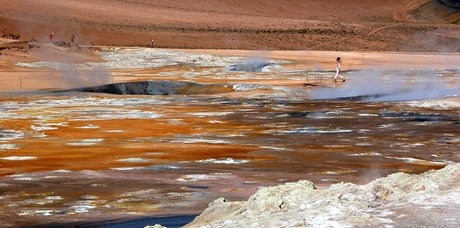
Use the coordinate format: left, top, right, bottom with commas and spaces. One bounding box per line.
71, 35, 75, 43
49, 33, 54, 42
334, 57, 345, 82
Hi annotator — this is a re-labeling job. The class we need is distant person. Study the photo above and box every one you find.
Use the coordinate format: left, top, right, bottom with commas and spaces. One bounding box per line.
334, 57, 345, 82
71, 35, 75, 43
49, 33, 54, 42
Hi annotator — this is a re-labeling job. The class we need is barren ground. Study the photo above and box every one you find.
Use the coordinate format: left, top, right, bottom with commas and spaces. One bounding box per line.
1, 0, 460, 51
1, 1, 460, 227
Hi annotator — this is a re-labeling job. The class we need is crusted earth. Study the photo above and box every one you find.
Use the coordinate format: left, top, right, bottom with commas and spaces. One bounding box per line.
183, 163, 460, 227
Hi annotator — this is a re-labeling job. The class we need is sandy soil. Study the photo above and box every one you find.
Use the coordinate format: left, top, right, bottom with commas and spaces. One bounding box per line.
1, 0, 460, 51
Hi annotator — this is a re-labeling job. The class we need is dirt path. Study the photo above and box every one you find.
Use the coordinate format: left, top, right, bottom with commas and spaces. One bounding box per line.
309, 23, 399, 51
393, 0, 432, 22
366, 24, 399, 36
311, 0, 440, 51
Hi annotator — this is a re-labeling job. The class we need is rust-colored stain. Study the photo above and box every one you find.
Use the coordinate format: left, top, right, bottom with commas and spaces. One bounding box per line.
0, 92, 458, 227
1, 51, 460, 227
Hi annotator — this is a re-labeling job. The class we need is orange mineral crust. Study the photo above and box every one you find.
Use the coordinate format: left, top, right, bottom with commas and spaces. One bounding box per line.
2, 40, 460, 227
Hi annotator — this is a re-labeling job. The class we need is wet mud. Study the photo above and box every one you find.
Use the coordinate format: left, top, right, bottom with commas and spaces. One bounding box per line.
1, 48, 460, 227
1, 93, 460, 227
64, 81, 234, 96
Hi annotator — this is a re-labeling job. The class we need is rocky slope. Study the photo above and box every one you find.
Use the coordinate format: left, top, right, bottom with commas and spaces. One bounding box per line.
179, 163, 460, 227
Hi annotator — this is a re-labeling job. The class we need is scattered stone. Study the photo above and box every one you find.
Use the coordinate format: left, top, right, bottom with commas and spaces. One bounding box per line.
28, 44, 40, 49
54, 40, 71, 47
1, 32, 20, 39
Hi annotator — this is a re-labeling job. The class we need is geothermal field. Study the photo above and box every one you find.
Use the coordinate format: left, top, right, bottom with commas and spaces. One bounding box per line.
0, 44, 460, 227
2, 0, 460, 227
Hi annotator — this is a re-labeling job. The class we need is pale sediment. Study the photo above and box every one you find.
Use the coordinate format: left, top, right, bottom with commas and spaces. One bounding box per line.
180, 163, 460, 227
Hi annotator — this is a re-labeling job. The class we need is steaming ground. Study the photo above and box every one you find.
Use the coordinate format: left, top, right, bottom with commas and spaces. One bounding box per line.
2, 47, 460, 227
310, 68, 460, 101
10, 47, 460, 101
12, 48, 292, 72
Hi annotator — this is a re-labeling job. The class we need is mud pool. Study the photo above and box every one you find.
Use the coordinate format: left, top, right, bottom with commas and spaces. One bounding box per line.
1, 48, 460, 227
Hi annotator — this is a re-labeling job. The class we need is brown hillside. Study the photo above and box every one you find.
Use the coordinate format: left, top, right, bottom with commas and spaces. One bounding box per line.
1, 0, 460, 51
